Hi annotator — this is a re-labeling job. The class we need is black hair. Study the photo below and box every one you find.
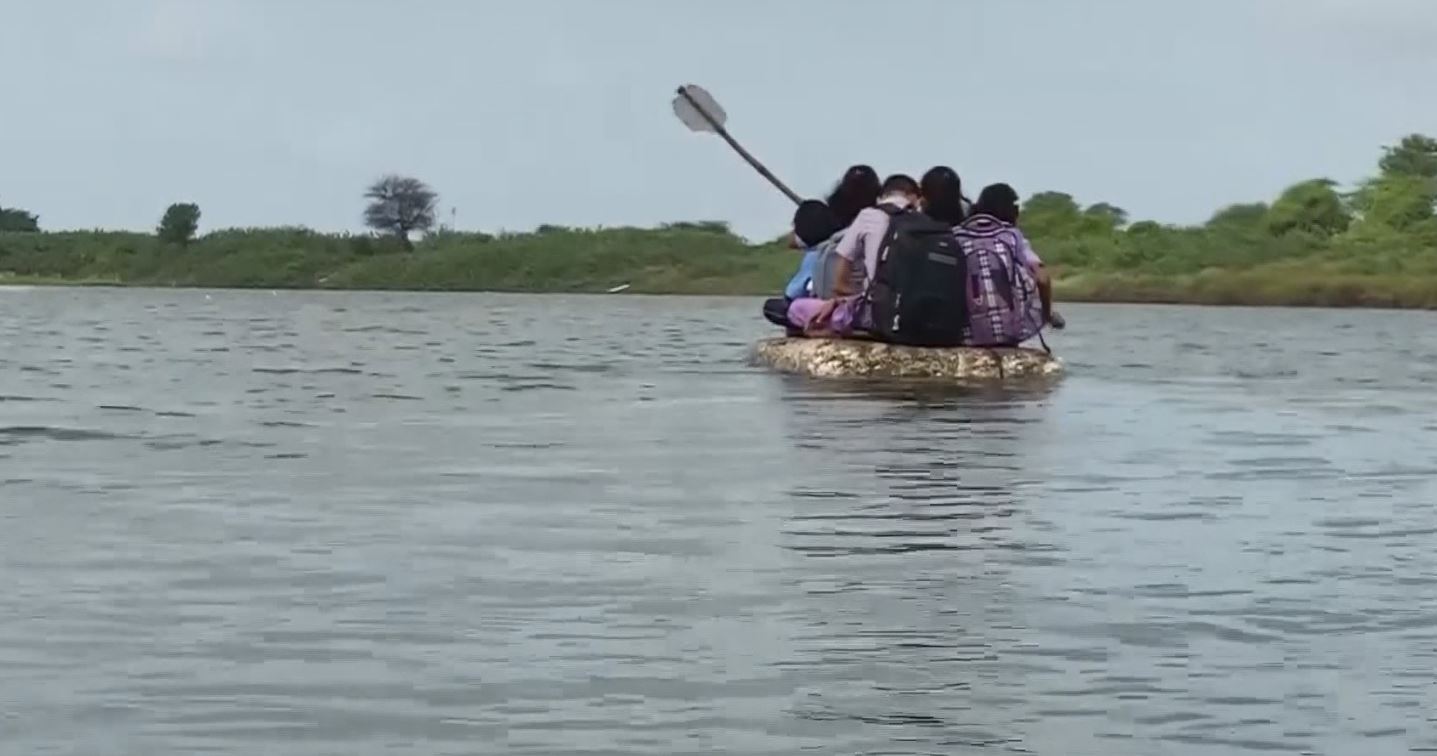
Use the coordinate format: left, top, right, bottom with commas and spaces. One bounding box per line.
881, 173, 920, 197
920, 166, 965, 226
791, 199, 840, 248
973, 183, 1021, 224
825, 164, 880, 228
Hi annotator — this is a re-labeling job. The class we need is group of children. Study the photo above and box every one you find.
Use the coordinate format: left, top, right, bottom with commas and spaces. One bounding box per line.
762, 164, 1063, 346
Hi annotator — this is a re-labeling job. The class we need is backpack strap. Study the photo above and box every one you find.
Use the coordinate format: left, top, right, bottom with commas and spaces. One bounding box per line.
861, 205, 909, 307
1002, 227, 1051, 350
874, 206, 908, 262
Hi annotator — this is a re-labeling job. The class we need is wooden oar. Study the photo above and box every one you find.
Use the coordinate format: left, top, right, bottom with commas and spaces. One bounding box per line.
672, 84, 802, 206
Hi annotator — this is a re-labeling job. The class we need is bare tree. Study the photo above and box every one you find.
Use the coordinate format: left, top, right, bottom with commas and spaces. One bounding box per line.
364, 175, 438, 247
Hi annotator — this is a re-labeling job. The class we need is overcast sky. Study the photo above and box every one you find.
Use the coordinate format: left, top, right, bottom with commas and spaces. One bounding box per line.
3, 0, 1435, 239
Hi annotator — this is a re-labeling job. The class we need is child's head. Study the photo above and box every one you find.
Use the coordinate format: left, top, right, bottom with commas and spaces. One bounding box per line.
880, 174, 921, 203
974, 183, 1021, 224
920, 166, 965, 226
826, 165, 881, 227
792, 199, 840, 248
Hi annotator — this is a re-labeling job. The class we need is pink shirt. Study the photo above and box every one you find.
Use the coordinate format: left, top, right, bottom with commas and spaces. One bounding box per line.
834, 196, 913, 288
1017, 232, 1044, 271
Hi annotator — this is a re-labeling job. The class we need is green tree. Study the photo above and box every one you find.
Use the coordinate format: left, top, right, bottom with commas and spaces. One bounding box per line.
1378, 133, 1437, 179
1350, 175, 1436, 232
364, 175, 438, 247
1084, 202, 1130, 229
157, 202, 201, 245
1020, 191, 1083, 237
1207, 202, 1269, 229
1266, 179, 1351, 237
1024, 191, 1081, 218
0, 205, 40, 232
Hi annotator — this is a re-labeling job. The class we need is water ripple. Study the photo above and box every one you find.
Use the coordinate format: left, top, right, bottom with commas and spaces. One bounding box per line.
1, 292, 1436, 755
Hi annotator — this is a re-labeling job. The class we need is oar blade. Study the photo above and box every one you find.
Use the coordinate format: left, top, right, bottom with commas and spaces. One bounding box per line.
672, 84, 727, 133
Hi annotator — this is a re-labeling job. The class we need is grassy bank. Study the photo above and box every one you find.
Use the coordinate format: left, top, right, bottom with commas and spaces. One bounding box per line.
1055, 270, 1437, 310
0, 225, 795, 295
3, 223, 1437, 309
4, 134, 1436, 307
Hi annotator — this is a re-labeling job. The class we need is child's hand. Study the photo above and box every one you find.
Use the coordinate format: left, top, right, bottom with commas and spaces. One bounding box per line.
807, 299, 840, 333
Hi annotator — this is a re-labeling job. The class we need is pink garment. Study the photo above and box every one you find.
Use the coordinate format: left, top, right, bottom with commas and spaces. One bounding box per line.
833, 196, 913, 287
1018, 235, 1044, 271
786, 296, 868, 335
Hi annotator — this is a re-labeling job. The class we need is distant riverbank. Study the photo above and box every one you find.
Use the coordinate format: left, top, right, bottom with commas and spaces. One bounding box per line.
3, 223, 1437, 309
6, 133, 1435, 308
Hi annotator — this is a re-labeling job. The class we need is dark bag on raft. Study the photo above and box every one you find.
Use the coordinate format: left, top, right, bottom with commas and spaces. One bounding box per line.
865, 205, 969, 347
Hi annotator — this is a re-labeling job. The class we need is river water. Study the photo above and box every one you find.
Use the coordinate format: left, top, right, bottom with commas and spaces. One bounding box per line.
2, 287, 1435, 755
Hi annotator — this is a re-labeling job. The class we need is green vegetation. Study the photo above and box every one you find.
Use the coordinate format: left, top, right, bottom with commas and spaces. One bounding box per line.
3, 136, 1436, 308
1024, 133, 1437, 307
0, 225, 794, 294
0, 204, 39, 232
158, 203, 201, 246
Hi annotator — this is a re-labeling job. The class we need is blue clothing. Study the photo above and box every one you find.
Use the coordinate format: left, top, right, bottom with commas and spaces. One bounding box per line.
783, 247, 822, 300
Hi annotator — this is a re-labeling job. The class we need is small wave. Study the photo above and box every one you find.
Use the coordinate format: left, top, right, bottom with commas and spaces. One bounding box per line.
1112, 510, 1217, 522
142, 437, 275, 451
1209, 430, 1317, 447
527, 361, 614, 374
0, 426, 129, 443
253, 367, 364, 376
499, 383, 576, 392
342, 325, 426, 335
456, 371, 545, 381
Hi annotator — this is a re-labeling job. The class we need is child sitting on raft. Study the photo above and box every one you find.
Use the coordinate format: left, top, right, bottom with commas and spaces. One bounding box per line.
787, 174, 923, 337
760, 165, 880, 331
760, 199, 842, 333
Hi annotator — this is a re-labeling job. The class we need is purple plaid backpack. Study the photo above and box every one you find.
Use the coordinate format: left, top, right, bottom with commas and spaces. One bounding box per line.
953, 214, 1044, 347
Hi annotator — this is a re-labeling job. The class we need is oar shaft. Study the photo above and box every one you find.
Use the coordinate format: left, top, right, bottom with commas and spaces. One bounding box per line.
677, 87, 802, 206
715, 129, 803, 206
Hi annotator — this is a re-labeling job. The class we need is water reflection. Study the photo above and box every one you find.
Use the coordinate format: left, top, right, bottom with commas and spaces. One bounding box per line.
769, 370, 1065, 405
765, 375, 1070, 748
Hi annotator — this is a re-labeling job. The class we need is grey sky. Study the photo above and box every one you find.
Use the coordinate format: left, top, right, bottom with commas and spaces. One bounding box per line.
3, 0, 1435, 240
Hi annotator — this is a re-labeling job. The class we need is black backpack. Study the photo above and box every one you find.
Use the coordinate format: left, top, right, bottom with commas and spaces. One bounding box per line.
865, 205, 969, 347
